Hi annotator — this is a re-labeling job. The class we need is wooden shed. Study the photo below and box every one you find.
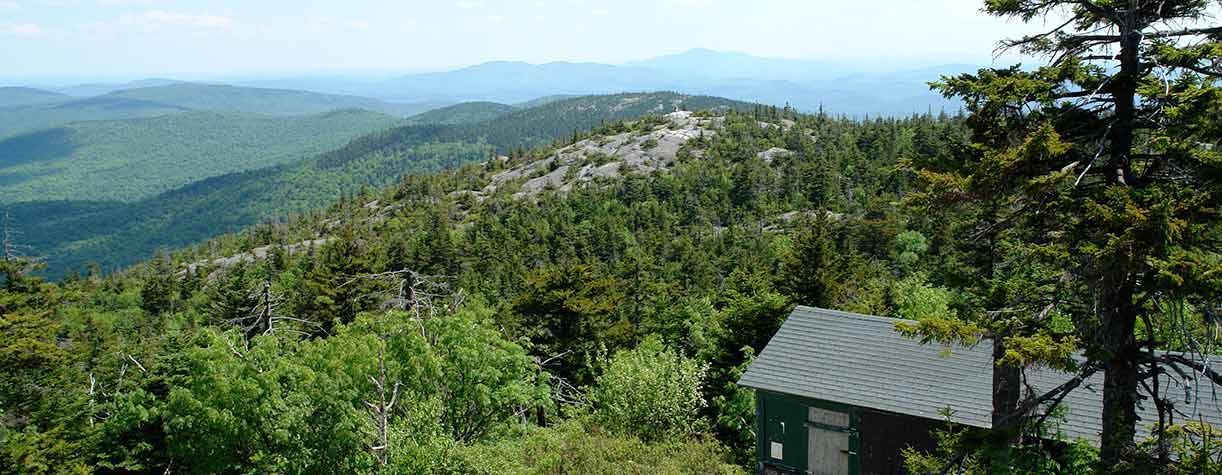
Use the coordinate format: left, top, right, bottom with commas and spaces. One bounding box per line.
737, 306, 1222, 475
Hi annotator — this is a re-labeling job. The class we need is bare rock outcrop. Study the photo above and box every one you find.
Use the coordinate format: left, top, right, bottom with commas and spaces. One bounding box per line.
481, 111, 717, 199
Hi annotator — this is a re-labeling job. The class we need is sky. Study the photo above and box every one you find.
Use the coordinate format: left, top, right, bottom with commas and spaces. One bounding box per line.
0, 0, 1068, 82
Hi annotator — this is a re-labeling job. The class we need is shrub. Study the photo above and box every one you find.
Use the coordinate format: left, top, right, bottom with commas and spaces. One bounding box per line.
589, 337, 708, 441
446, 420, 744, 475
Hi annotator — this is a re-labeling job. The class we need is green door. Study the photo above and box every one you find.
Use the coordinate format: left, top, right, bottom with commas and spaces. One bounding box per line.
759, 392, 807, 471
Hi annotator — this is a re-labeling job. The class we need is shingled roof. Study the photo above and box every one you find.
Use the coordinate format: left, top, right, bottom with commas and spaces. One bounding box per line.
738, 306, 1222, 446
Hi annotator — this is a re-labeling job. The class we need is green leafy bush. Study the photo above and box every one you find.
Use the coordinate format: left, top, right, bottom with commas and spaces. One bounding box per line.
589, 337, 708, 441
442, 420, 745, 475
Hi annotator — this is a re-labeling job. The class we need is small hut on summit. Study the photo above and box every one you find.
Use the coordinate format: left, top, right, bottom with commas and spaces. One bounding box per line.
738, 306, 1222, 475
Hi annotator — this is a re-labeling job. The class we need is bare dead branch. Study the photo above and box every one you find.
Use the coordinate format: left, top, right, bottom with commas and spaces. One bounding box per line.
126, 354, 148, 374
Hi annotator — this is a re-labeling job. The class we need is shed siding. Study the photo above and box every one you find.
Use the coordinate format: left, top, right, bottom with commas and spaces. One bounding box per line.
739, 306, 1222, 446
758, 391, 810, 472
858, 409, 943, 475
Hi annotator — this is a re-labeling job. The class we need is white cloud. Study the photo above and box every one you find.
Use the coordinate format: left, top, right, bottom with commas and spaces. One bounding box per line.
2, 23, 42, 37
0, 1, 19, 9
592, 8, 609, 15
456, 0, 483, 9
128, 10, 233, 29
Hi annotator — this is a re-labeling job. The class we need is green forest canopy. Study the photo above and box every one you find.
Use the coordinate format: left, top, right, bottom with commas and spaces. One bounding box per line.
1, 1, 1219, 473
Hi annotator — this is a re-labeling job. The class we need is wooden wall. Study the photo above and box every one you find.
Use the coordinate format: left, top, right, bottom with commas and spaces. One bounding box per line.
857, 409, 945, 475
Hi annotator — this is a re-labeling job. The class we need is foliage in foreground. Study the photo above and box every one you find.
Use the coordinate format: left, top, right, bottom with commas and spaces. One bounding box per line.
440, 420, 745, 475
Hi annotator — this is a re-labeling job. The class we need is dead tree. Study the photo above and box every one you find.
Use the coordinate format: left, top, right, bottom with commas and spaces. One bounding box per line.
225, 273, 318, 343
347, 269, 460, 318
348, 268, 458, 463
343, 269, 464, 342
2, 211, 14, 263
365, 340, 401, 467
0, 211, 44, 291
1, 211, 37, 269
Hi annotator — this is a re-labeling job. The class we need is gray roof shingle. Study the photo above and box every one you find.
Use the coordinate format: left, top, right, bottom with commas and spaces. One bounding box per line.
738, 306, 1222, 446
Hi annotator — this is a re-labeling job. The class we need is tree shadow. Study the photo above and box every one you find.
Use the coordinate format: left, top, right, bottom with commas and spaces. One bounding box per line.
0, 127, 79, 170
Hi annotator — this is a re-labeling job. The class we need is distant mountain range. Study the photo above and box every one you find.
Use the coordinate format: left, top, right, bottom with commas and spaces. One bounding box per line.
0, 87, 71, 108
243, 50, 976, 116
49, 78, 187, 97
25, 49, 975, 117
624, 48, 859, 81
0, 83, 447, 139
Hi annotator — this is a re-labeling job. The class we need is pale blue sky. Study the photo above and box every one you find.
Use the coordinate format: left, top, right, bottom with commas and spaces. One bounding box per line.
1, 0, 1063, 81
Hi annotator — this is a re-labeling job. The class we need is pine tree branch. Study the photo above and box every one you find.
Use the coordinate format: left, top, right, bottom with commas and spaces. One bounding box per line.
1144, 26, 1222, 39
1177, 63, 1221, 78
1149, 354, 1222, 387
1072, 0, 1120, 23
1031, 361, 1105, 429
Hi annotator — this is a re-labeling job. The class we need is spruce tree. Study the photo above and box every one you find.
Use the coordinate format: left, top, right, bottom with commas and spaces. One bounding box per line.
778, 212, 838, 307
913, 1, 1221, 470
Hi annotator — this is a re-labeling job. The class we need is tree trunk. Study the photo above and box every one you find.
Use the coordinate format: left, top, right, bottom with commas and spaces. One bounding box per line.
990, 338, 1022, 473
1098, 12, 1142, 469
1107, 12, 1140, 189
1099, 277, 1140, 469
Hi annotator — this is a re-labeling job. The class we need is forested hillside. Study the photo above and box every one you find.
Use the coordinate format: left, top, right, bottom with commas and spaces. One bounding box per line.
0, 109, 400, 203
514, 94, 580, 108
0, 97, 191, 140
102, 83, 443, 117
402, 101, 518, 125
0, 83, 442, 139
9, 92, 751, 279
2, 106, 967, 474
50, 78, 185, 98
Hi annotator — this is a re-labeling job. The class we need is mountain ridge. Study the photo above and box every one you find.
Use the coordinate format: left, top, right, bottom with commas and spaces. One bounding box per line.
0, 108, 401, 203
11, 92, 754, 278
40, 50, 976, 116
0, 86, 71, 108
0, 82, 444, 139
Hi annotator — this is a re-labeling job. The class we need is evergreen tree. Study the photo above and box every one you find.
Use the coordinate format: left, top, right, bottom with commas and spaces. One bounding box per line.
912, 1, 1222, 470
140, 253, 176, 318
777, 212, 838, 307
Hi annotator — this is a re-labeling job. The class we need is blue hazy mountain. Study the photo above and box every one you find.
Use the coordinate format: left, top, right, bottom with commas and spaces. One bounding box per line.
370, 61, 676, 104
624, 48, 855, 81
19, 50, 976, 121
247, 49, 976, 116
0, 83, 446, 139
50, 78, 188, 97
99, 83, 444, 117
0, 87, 71, 108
